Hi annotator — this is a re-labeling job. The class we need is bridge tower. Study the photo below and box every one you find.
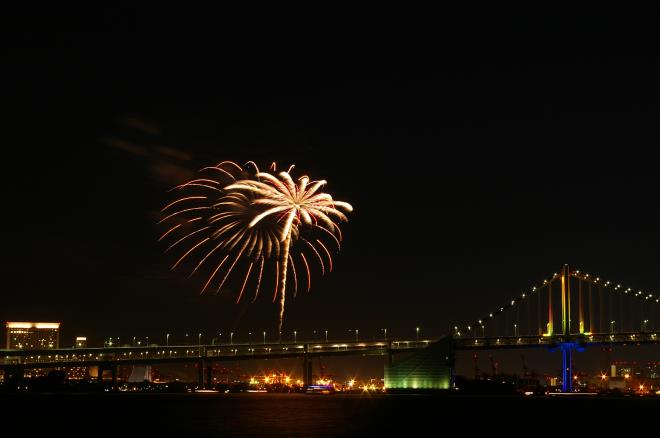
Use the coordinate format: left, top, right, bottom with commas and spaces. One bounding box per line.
559, 264, 583, 392
561, 264, 570, 336
302, 344, 313, 386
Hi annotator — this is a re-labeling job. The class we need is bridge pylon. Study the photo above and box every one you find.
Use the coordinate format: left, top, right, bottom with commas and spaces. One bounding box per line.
302, 344, 313, 387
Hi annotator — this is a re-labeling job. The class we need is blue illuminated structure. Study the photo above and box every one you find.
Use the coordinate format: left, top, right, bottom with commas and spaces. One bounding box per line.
557, 342, 585, 392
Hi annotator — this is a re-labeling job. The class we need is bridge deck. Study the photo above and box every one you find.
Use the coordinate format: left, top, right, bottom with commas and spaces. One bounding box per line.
0, 340, 427, 369
453, 332, 660, 349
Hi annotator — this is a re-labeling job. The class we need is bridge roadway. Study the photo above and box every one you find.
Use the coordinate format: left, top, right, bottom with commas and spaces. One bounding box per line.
0, 339, 429, 369
453, 331, 660, 349
1, 331, 658, 368
2, 331, 657, 389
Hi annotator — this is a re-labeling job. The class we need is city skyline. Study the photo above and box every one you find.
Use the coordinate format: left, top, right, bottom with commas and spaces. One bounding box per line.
3, 26, 660, 372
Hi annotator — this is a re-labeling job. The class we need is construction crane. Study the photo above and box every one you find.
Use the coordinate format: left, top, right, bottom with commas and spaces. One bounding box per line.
473, 353, 480, 379
489, 354, 498, 377
521, 354, 529, 377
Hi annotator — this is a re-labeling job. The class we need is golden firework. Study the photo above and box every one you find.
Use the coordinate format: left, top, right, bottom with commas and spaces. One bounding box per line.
159, 161, 353, 333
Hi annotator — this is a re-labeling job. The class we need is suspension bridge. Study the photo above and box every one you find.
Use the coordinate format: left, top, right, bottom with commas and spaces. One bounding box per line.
446, 264, 660, 392
1, 265, 659, 392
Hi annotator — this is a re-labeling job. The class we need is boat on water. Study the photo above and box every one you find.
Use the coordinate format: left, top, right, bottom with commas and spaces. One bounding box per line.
305, 384, 335, 395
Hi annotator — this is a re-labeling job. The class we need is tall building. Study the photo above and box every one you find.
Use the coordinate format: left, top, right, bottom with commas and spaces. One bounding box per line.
5, 322, 60, 349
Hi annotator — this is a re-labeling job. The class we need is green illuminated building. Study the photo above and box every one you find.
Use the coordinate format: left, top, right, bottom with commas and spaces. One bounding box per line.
384, 337, 454, 390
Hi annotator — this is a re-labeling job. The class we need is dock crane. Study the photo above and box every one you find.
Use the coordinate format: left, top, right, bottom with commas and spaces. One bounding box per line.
521, 354, 529, 377
473, 353, 480, 379
489, 354, 499, 377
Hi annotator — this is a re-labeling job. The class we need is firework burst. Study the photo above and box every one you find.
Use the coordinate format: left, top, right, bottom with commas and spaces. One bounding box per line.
159, 161, 353, 334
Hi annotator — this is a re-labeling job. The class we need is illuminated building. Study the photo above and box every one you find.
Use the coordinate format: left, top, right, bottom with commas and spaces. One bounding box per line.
385, 337, 453, 390
65, 367, 90, 380
645, 362, 660, 379
611, 361, 660, 379
5, 322, 60, 349
74, 337, 87, 348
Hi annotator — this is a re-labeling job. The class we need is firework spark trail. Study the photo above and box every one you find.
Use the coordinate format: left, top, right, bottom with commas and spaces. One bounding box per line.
302, 238, 325, 276
289, 254, 298, 297
277, 232, 291, 334
159, 161, 352, 331
252, 256, 265, 303
300, 252, 311, 293
236, 262, 253, 304
316, 239, 333, 272
201, 254, 229, 294
158, 223, 181, 242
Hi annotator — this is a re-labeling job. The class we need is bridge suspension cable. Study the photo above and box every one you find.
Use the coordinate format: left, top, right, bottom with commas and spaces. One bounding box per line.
455, 264, 660, 339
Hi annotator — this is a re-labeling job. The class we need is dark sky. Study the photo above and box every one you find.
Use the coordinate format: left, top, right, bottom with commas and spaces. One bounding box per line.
3, 15, 660, 358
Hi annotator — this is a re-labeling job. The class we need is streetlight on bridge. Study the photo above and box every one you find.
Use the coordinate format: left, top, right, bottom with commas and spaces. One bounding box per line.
355, 329, 359, 341
294, 330, 297, 343
263, 331, 266, 344
198, 333, 202, 346
230, 332, 234, 345
643, 319, 649, 332
514, 324, 518, 337
610, 321, 616, 334
416, 327, 420, 342
166, 333, 170, 346
382, 328, 388, 339
325, 330, 328, 342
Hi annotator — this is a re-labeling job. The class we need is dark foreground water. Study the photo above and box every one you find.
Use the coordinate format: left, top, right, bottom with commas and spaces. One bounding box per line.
1, 392, 658, 436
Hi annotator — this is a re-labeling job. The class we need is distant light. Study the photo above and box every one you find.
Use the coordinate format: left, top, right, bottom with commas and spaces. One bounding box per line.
35, 323, 60, 329
6, 322, 61, 329
6, 322, 32, 329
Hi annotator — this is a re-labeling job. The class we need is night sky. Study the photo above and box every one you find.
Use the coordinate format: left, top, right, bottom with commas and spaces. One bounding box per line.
3, 17, 660, 357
